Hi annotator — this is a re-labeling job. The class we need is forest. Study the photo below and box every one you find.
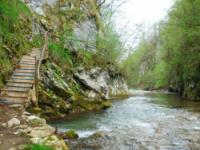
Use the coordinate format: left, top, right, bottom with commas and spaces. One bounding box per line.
122, 0, 200, 100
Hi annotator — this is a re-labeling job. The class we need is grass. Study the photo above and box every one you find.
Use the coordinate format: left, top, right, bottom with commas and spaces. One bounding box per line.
0, 0, 31, 33
0, 0, 32, 88
49, 42, 73, 69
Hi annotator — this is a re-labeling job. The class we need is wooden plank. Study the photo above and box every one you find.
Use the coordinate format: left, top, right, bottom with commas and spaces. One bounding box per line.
21, 58, 35, 61
19, 64, 35, 68
11, 76, 34, 80
7, 82, 33, 88
18, 67, 35, 70
31, 54, 40, 56
19, 63, 36, 66
21, 58, 35, 60
22, 56, 35, 59
13, 73, 34, 77
0, 96, 27, 104
0, 91, 28, 98
16, 68, 35, 71
14, 70, 35, 74
7, 79, 35, 84
31, 52, 40, 55
2, 87, 30, 92
16, 66, 35, 70
20, 61, 35, 65
21, 58, 36, 60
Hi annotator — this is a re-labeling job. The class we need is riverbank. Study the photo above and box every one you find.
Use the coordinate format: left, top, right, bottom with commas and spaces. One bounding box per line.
0, 105, 69, 150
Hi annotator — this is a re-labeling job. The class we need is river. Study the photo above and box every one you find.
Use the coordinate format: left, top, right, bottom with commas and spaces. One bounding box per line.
50, 90, 200, 150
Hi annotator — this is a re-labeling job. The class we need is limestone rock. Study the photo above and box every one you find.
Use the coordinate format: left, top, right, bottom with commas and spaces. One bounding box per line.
27, 115, 46, 126
43, 66, 72, 98
26, 0, 57, 16
74, 67, 128, 99
2, 123, 7, 127
31, 135, 69, 150
23, 111, 31, 116
28, 125, 55, 138
7, 118, 20, 128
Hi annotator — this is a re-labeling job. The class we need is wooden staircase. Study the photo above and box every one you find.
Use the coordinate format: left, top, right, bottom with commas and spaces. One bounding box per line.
0, 48, 41, 106
0, 32, 48, 107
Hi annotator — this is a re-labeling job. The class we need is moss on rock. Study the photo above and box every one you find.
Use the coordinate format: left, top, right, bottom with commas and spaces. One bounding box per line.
64, 130, 79, 139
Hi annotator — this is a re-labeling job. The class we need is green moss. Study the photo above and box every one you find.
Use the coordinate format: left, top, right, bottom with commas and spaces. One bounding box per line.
64, 130, 79, 139
23, 144, 54, 150
28, 107, 43, 115
101, 100, 112, 108
73, 99, 112, 111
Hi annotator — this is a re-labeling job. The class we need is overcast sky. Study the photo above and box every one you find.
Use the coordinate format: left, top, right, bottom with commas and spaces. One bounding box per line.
113, 0, 175, 48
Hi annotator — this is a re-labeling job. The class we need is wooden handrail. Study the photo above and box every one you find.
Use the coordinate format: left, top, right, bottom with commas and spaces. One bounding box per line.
34, 31, 48, 105
37, 31, 48, 79
35, 55, 38, 105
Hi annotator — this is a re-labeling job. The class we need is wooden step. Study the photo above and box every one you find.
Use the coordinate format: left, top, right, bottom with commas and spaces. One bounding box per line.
0, 91, 28, 98
0, 96, 27, 104
15, 69, 35, 72
31, 53, 40, 55
22, 56, 35, 59
18, 67, 35, 70
21, 59, 35, 61
13, 73, 34, 77
20, 61, 36, 65
16, 67, 35, 70
18, 64, 35, 68
2, 87, 30, 92
16, 68, 35, 71
20, 58, 36, 61
7, 79, 34, 84
19, 63, 36, 66
7, 82, 33, 88
11, 76, 34, 80
21, 58, 35, 61
31, 53, 41, 56
14, 70, 35, 74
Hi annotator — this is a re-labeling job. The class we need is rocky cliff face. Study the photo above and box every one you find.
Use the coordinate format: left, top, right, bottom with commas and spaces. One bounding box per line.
25, 0, 128, 118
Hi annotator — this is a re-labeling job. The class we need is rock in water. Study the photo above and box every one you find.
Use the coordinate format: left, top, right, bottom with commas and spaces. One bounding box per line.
64, 130, 79, 139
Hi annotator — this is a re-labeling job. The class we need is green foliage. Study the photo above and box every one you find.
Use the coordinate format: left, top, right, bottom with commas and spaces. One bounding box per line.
0, 0, 32, 88
23, 144, 54, 150
160, 0, 200, 98
122, 29, 160, 89
122, 0, 200, 99
97, 26, 124, 64
48, 42, 73, 70
32, 35, 45, 48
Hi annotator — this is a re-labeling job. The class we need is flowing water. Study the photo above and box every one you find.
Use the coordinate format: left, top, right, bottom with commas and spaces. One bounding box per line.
50, 90, 200, 150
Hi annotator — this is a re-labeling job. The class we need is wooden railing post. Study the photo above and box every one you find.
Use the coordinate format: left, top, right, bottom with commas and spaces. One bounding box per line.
35, 56, 38, 106
37, 31, 48, 79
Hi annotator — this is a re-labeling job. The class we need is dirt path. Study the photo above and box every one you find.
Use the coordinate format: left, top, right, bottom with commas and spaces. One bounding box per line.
0, 105, 30, 150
